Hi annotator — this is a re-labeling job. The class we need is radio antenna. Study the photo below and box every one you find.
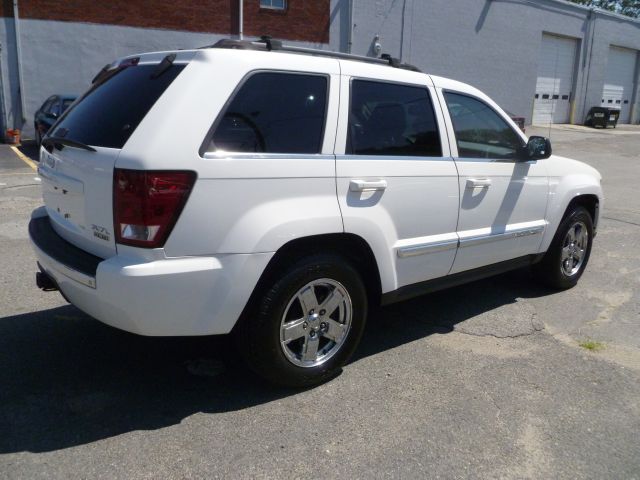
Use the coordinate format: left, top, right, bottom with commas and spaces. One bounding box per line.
549, 44, 561, 140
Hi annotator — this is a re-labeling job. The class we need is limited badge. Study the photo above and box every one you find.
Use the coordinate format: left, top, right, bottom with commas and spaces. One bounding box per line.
91, 224, 111, 242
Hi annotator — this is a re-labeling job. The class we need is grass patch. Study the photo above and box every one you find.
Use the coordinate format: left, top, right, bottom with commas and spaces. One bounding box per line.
579, 340, 605, 352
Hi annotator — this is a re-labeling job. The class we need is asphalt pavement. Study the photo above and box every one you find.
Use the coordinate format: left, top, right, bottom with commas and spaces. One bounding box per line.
0, 130, 639, 479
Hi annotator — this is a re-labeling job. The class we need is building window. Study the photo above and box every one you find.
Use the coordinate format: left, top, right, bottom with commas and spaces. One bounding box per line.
260, 0, 286, 10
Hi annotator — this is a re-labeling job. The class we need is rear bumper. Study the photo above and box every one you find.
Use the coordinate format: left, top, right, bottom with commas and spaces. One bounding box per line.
29, 213, 273, 336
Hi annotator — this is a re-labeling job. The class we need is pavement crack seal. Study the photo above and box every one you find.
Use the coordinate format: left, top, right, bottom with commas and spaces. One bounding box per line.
453, 327, 544, 339
483, 389, 506, 430
602, 216, 640, 227
2, 184, 41, 190
451, 310, 545, 339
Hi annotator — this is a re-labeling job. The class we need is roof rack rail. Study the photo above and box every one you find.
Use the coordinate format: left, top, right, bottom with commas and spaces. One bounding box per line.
203, 36, 422, 73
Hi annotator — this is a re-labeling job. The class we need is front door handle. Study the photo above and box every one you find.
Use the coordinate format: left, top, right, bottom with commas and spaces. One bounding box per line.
466, 178, 492, 189
349, 179, 388, 192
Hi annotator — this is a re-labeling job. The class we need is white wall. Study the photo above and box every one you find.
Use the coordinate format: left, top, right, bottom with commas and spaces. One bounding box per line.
1, 18, 327, 137
1, 0, 639, 137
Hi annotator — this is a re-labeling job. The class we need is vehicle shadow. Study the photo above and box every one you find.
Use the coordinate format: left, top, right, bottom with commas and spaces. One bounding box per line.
0, 268, 553, 454
17, 140, 40, 162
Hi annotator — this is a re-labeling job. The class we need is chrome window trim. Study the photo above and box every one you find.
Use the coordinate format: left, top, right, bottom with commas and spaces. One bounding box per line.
452, 156, 531, 164
337, 154, 453, 162
203, 152, 335, 161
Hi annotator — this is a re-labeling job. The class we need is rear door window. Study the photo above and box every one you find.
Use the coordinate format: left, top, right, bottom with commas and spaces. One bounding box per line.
208, 72, 328, 154
347, 79, 442, 157
51, 62, 185, 149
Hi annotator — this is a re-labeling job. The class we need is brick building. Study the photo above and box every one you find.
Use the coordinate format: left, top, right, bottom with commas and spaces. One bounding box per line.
0, 0, 330, 136
0, 0, 329, 42
0, 0, 639, 137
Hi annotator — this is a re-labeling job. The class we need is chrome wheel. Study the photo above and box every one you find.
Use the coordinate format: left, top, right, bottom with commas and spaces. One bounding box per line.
561, 221, 588, 276
279, 278, 352, 368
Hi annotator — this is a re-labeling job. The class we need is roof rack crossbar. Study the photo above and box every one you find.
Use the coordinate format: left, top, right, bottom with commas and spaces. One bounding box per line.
205, 37, 422, 73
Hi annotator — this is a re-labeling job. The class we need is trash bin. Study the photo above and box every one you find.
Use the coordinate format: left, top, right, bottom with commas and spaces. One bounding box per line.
585, 107, 620, 128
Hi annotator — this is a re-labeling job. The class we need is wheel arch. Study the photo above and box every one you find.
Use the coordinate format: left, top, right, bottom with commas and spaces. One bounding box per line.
540, 184, 602, 253
234, 233, 383, 330
564, 194, 600, 232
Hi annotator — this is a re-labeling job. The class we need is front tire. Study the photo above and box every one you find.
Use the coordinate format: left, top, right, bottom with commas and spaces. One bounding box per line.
236, 254, 367, 388
534, 206, 593, 289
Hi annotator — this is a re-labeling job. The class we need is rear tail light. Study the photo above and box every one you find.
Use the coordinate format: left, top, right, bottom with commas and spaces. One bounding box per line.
114, 169, 196, 248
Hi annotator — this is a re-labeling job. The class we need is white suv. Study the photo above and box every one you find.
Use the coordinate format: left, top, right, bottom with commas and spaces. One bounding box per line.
30, 38, 602, 387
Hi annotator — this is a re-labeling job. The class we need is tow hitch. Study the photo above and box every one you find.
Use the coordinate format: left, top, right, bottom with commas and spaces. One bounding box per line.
36, 270, 58, 291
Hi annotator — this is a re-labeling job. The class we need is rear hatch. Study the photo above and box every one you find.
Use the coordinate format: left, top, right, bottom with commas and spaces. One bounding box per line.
38, 53, 188, 258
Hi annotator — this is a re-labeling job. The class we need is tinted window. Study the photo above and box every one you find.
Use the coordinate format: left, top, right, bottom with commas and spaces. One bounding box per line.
41, 97, 56, 113
210, 72, 328, 154
347, 80, 441, 157
444, 92, 523, 160
61, 99, 74, 113
51, 63, 185, 149
50, 102, 63, 117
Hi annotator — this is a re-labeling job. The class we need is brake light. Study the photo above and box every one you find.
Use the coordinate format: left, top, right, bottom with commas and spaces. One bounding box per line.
114, 169, 196, 248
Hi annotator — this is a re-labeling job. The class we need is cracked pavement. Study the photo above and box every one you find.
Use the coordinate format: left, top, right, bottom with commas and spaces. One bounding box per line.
1, 129, 640, 479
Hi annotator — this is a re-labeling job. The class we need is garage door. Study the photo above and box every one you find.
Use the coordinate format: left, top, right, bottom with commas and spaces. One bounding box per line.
532, 34, 577, 125
602, 46, 638, 124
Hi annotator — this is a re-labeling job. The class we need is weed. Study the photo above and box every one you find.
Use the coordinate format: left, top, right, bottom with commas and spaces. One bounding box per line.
579, 340, 605, 352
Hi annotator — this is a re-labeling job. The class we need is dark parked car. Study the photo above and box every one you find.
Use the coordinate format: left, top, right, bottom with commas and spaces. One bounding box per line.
34, 94, 76, 145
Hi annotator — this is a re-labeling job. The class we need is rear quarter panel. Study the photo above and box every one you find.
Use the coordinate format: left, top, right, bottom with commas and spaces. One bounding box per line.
116, 49, 344, 257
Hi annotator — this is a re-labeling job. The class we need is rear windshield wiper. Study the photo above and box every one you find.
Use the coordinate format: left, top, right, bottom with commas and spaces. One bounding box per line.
42, 137, 97, 153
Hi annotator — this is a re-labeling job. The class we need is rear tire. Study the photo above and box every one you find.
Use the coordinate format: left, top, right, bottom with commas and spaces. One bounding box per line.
533, 206, 593, 289
235, 254, 367, 388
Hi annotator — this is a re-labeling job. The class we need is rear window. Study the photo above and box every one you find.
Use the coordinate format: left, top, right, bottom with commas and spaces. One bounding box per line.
51, 63, 185, 149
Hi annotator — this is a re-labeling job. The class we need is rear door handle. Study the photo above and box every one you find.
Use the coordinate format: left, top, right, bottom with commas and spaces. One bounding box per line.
349, 179, 388, 192
466, 178, 492, 189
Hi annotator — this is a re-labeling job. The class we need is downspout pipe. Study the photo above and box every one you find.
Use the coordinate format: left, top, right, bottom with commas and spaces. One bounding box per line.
0, 44, 9, 134
580, 8, 596, 123
239, 0, 243, 40
347, 0, 354, 53
13, 0, 26, 127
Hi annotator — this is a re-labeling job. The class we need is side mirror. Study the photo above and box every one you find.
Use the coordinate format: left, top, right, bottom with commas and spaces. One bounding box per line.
520, 136, 552, 161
